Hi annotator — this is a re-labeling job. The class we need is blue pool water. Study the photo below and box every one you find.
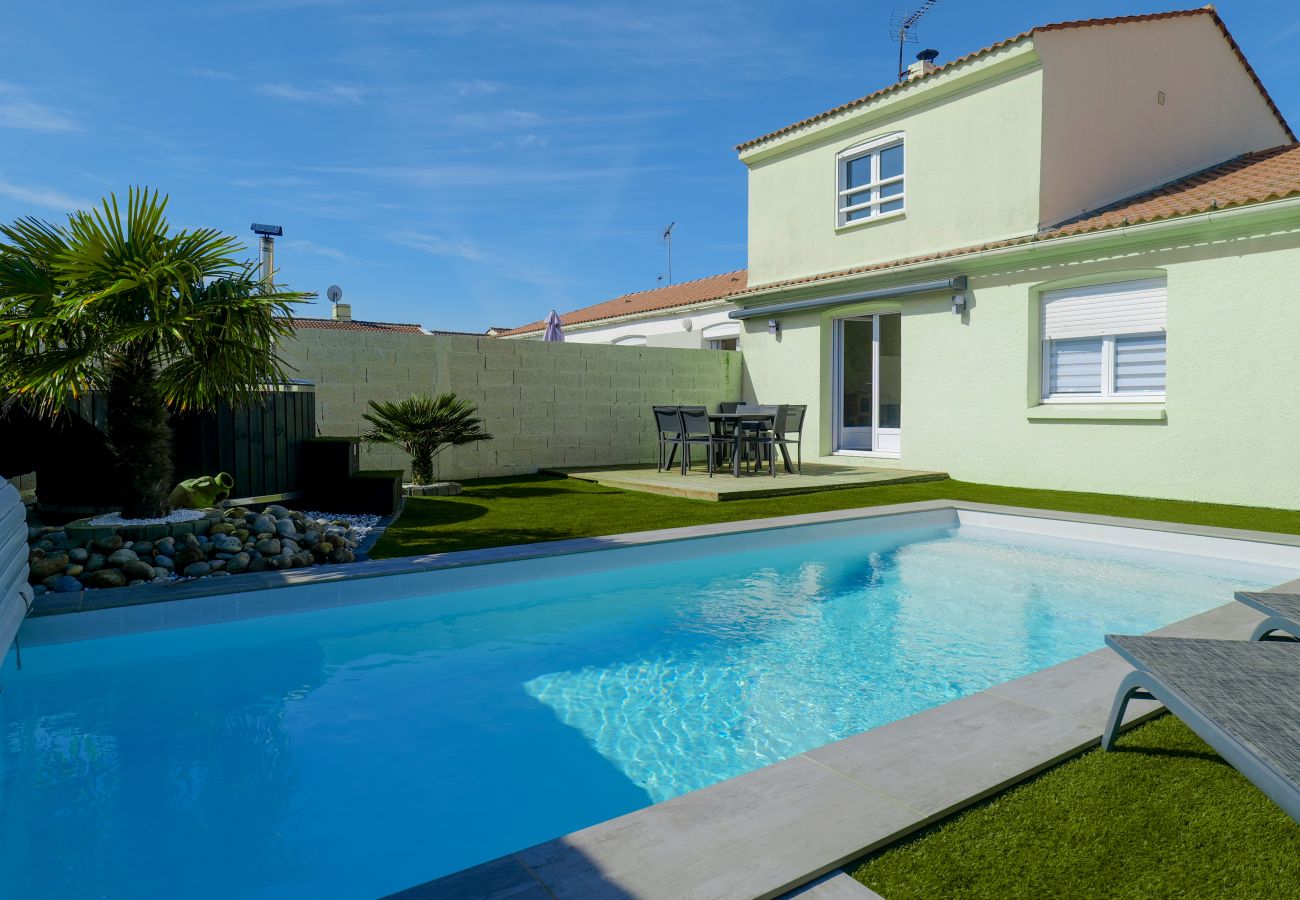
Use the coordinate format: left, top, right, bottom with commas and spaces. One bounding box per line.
0, 520, 1287, 898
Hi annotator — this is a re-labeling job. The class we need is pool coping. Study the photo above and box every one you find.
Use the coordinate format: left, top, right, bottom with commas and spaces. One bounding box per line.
27, 498, 1300, 617
17, 500, 1300, 899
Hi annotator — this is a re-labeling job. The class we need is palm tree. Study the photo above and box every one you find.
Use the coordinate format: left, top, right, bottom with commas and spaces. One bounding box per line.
0, 188, 310, 518
361, 393, 493, 485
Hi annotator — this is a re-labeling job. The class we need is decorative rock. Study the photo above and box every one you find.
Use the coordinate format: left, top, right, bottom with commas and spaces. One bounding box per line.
183, 532, 201, 550
33, 539, 55, 552
208, 559, 226, 571
95, 534, 124, 553
155, 537, 177, 557
281, 539, 300, 554
225, 552, 251, 574
69, 547, 89, 564
183, 562, 212, 578
153, 566, 171, 579
107, 548, 139, 567
28, 547, 45, 561
84, 552, 106, 573
269, 553, 292, 570
49, 575, 82, 593
264, 504, 290, 518
88, 569, 127, 589
173, 547, 205, 570
66, 564, 85, 578
153, 555, 174, 571
311, 541, 334, 559
327, 548, 355, 565
291, 551, 315, 568
212, 534, 243, 553
254, 538, 281, 556
122, 559, 157, 581
246, 556, 270, 573
275, 518, 297, 537
132, 541, 154, 556
252, 515, 276, 535
30, 553, 70, 580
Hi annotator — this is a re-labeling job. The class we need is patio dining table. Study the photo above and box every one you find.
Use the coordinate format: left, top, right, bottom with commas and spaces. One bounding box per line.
708, 412, 794, 478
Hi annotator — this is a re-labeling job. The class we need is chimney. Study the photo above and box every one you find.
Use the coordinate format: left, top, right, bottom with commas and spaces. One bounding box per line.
908, 48, 939, 81
333, 302, 352, 322
250, 223, 283, 284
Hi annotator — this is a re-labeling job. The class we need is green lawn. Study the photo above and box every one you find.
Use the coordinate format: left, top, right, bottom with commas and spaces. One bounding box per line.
851, 715, 1300, 899
370, 473, 1300, 558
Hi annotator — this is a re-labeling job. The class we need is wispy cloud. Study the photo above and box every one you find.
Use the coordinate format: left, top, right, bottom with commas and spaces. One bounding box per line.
0, 83, 81, 134
283, 238, 386, 267
0, 177, 91, 212
1268, 19, 1300, 46
389, 230, 489, 262
450, 78, 505, 97
311, 160, 663, 189
256, 81, 364, 105
189, 67, 238, 81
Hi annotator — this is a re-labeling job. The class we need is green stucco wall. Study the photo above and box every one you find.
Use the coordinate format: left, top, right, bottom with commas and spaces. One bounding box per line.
744, 47, 1043, 287
278, 332, 742, 481
740, 231, 1300, 509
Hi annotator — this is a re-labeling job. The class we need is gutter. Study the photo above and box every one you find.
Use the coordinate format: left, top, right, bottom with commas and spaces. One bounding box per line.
729, 194, 1300, 306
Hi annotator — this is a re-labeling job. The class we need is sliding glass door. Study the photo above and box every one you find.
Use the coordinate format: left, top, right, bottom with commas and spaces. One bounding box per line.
833, 313, 901, 456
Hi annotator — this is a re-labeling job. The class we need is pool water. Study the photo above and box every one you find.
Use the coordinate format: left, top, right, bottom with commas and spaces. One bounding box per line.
0, 521, 1285, 898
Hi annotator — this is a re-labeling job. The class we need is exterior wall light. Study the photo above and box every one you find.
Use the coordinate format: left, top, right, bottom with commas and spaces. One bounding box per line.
682, 317, 693, 331
768, 319, 780, 335
951, 293, 968, 315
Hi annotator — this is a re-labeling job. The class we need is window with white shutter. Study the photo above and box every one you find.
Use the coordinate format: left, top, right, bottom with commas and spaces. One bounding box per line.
1040, 279, 1167, 402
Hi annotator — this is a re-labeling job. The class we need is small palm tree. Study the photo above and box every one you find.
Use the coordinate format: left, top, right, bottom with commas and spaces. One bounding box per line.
0, 188, 310, 517
361, 393, 493, 484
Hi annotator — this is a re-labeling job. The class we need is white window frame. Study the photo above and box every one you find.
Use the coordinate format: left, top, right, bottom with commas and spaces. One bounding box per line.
836, 133, 905, 228
1041, 333, 1166, 403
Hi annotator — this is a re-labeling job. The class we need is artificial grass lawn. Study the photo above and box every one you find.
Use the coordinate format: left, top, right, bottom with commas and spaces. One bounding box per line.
850, 714, 1300, 899
370, 473, 1300, 558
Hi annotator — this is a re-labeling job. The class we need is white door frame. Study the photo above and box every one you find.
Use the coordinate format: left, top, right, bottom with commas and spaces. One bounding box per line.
832, 313, 901, 458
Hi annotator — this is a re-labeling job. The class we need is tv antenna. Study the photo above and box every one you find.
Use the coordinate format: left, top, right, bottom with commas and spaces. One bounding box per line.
326, 285, 343, 304
662, 221, 675, 285
890, 0, 939, 80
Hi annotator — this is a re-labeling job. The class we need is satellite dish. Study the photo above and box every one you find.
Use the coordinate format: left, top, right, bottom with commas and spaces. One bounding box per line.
326, 285, 343, 304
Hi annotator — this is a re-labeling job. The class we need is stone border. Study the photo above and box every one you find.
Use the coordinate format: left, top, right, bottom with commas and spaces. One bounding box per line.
17, 500, 1300, 898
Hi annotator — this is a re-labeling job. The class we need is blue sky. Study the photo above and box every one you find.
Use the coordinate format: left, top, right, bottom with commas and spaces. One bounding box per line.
3, 1, 1298, 331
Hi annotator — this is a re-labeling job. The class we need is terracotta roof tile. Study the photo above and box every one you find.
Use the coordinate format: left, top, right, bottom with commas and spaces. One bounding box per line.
288, 316, 426, 334
737, 7, 1293, 152
498, 270, 747, 337
725, 143, 1300, 300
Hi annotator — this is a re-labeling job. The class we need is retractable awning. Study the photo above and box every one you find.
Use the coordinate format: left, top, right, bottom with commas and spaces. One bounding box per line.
728, 275, 966, 319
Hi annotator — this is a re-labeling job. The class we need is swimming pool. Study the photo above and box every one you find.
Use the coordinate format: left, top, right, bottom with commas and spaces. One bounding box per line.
2, 508, 1295, 898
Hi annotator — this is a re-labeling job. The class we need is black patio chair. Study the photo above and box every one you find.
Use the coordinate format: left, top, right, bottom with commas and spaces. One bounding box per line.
737, 404, 783, 477
653, 405, 682, 472
677, 407, 720, 477
771, 404, 807, 473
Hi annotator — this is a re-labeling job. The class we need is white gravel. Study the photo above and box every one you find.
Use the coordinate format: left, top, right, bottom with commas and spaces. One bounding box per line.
296, 511, 383, 542
87, 508, 208, 527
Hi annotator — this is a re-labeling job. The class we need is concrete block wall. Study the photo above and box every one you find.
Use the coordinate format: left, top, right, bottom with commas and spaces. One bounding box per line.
279, 331, 743, 481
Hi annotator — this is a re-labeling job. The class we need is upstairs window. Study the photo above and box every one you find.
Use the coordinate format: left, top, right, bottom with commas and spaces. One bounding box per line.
837, 135, 904, 226
1041, 278, 1167, 402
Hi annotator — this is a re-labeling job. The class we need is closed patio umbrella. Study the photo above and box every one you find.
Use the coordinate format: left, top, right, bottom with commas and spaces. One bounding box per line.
542, 309, 565, 342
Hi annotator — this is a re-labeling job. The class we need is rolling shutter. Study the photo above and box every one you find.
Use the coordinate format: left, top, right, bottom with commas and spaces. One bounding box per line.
1041, 278, 1167, 340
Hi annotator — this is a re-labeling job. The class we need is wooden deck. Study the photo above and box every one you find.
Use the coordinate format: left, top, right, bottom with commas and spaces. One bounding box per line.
540, 462, 948, 501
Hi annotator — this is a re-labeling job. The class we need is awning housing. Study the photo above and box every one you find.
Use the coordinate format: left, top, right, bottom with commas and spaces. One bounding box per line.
728, 275, 967, 319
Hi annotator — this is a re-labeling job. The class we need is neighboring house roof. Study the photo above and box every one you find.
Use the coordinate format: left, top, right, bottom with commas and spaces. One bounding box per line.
737, 7, 1294, 152
726, 143, 1300, 300
288, 316, 426, 334
498, 269, 748, 337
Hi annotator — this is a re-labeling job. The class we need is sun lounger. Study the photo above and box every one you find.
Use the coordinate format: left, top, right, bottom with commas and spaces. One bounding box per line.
1102, 634, 1300, 823
1234, 591, 1300, 641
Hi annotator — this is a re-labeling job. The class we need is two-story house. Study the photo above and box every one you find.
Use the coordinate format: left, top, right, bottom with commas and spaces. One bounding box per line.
728, 7, 1300, 508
